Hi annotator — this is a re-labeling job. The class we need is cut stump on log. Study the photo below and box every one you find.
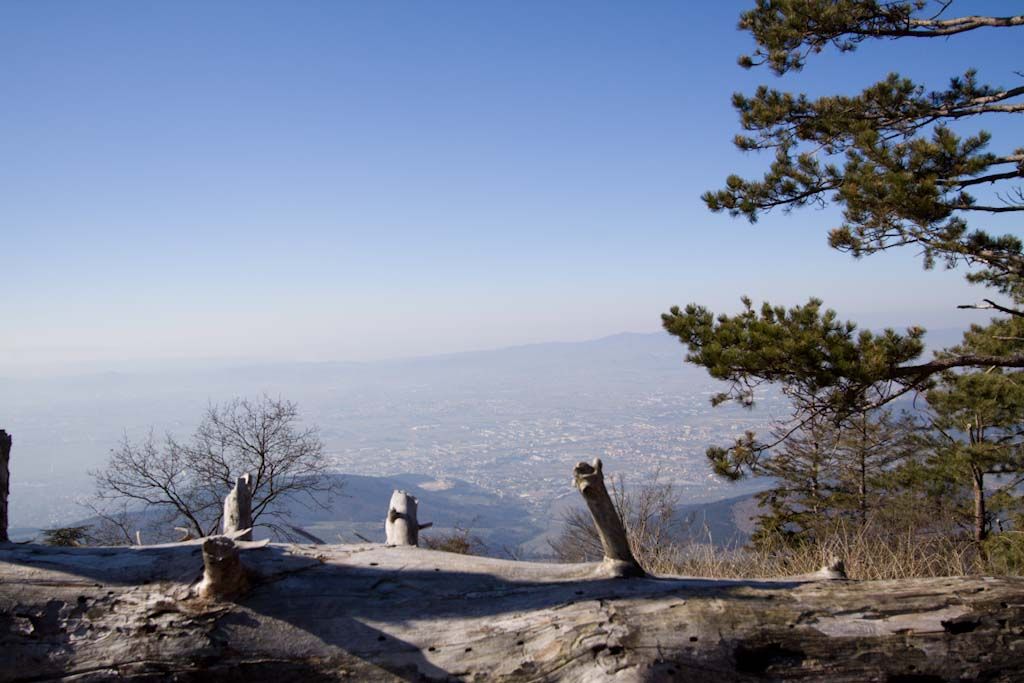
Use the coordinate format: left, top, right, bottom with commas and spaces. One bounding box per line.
197, 536, 249, 600
385, 490, 431, 546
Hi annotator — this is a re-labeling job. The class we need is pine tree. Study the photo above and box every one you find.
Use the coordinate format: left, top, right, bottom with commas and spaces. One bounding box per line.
664, 1, 1023, 463
833, 410, 917, 527
910, 321, 1024, 543
724, 409, 915, 548
749, 415, 842, 547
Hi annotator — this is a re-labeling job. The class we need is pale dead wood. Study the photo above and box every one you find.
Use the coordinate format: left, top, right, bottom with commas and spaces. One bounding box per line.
197, 536, 248, 600
1, 541, 1022, 682
572, 458, 645, 577
384, 490, 431, 546
222, 473, 253, 541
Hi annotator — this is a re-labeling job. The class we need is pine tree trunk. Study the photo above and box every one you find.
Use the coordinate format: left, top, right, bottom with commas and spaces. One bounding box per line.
858, 454, 867, 527
973, 467, 988, 543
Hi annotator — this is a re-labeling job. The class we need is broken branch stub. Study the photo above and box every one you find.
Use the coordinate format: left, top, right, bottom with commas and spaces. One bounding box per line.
223, 473, 253, 541
198, 536, 248, 600
385, 490, 431, 546
0, 430, 10, 543
573, 458, 645, 577
815, 556, 848, 580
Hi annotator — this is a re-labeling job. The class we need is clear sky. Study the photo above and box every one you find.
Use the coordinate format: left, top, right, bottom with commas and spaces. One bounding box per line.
3, 1, 1020, 374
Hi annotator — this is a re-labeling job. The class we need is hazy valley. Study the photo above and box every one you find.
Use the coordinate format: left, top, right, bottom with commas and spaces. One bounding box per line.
2, 328, 964, 551
2, 332, 782, 545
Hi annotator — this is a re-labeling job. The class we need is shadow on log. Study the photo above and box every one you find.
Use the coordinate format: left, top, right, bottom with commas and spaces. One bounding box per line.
1, 540, 1023, 681
1, 460, 1020, 680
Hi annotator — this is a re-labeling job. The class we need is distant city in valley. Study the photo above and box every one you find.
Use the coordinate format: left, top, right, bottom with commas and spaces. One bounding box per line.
2, 328, 961, 548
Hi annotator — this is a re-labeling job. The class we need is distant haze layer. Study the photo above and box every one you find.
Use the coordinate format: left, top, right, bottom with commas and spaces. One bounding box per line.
1, 328, 968, 537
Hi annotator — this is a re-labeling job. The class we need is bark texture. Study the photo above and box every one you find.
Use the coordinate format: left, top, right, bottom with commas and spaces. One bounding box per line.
573, 458, 645, 577
0, 431, 9, 544
3, 541, 1022, 682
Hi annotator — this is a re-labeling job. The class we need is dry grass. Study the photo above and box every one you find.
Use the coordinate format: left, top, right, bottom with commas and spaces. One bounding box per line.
549, 478, 1018, 580
649, 518, 985, 580
422, 526, 487, 555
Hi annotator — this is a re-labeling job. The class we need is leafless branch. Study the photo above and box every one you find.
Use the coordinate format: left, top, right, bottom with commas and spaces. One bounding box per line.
89, 396, 339, 543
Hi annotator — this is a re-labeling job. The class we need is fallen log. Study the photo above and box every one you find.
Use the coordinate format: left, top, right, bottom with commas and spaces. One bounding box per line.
1, 540, 1023, 681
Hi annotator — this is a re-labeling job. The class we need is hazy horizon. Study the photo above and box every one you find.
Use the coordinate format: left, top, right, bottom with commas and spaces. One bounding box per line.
2, 329, 774, 537
1, 312, 981, 378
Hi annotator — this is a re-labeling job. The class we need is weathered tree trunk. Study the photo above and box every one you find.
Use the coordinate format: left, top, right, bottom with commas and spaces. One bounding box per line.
222, 473, 253, 541
197, 536, 248, 600
385, 489, 431, 546
573, 458, 645, 577
1, 541, 1023, 682
0, 431, 9, 544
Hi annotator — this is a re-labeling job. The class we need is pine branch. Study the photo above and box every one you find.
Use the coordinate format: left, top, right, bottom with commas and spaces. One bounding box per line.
957, 299, 1024, 318
892, 353, 1024, 379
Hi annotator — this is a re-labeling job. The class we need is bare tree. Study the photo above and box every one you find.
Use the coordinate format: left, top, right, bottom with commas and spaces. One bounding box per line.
91, 396, 338, 541
77, 501, 143, 546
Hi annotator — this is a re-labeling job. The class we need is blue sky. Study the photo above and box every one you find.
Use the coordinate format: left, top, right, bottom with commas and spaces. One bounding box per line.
3, 1, 1020, 373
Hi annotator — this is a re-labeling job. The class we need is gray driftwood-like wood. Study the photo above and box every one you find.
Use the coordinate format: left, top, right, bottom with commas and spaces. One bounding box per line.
222, 473, 253, 541
1, 541, 1023, 682
573, 458, 645, 578
385, 490, 432, 546
0, 430, 9, 544
197, 536, 248, 600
